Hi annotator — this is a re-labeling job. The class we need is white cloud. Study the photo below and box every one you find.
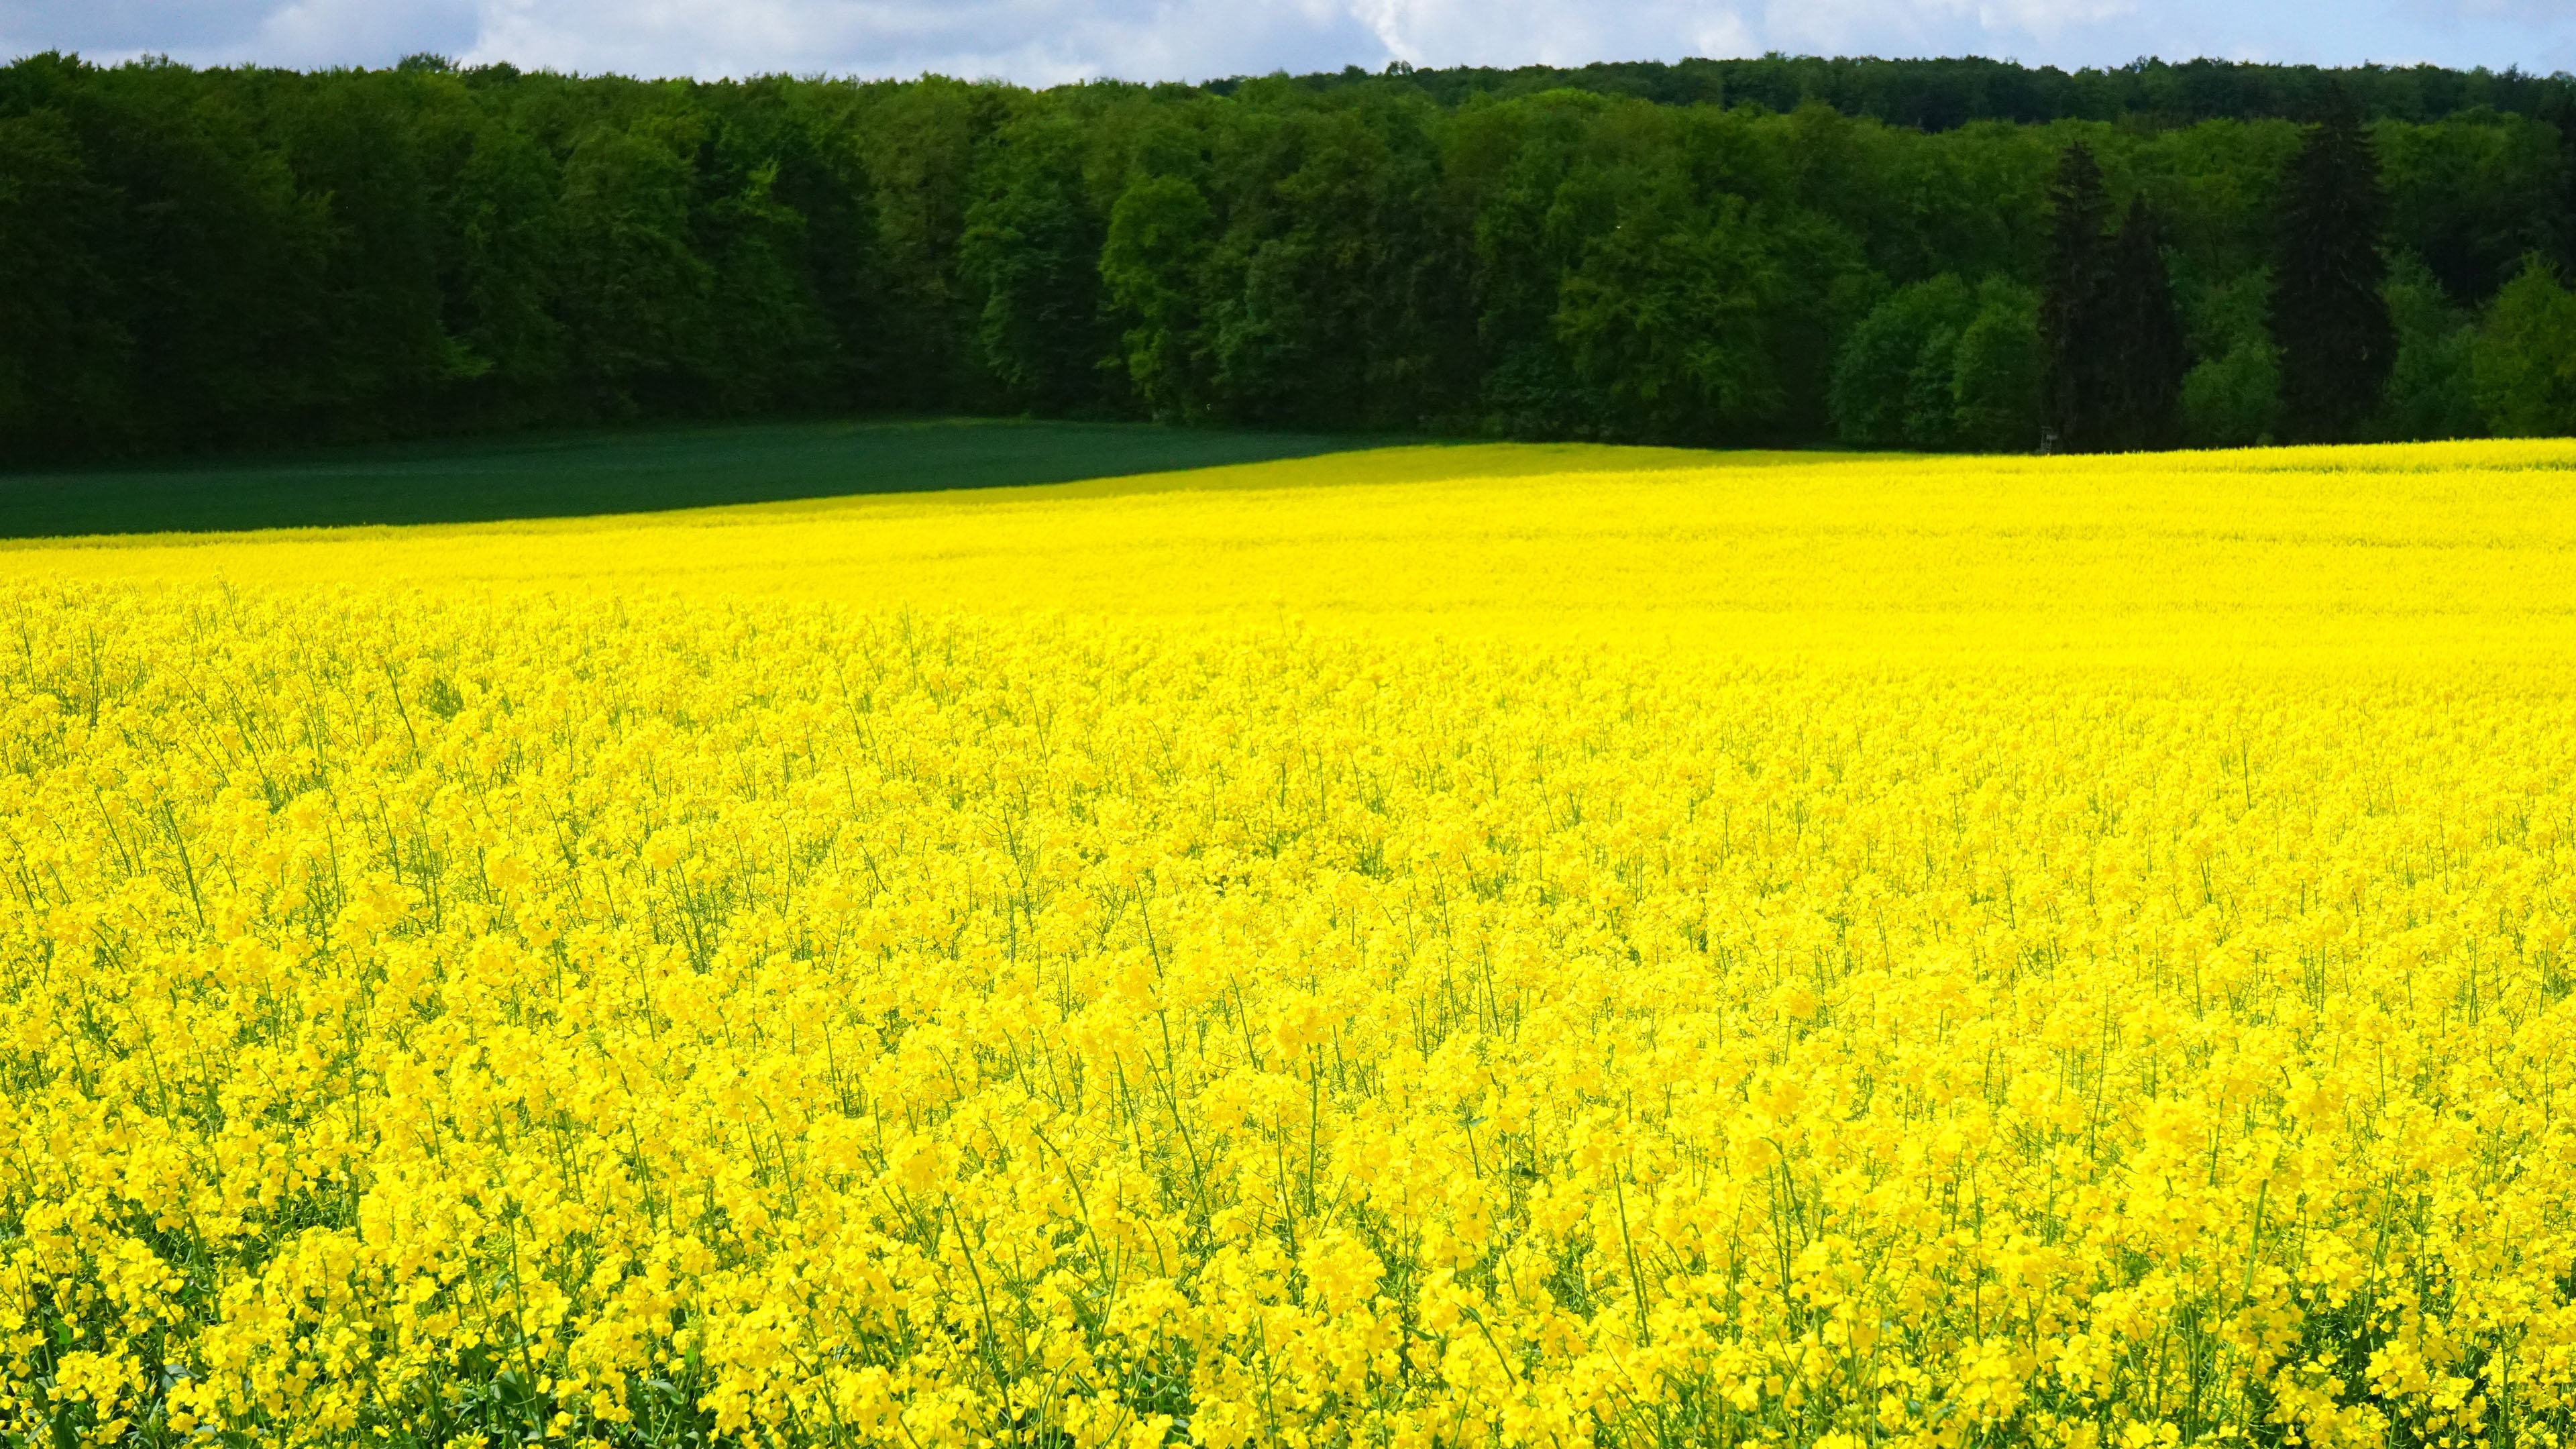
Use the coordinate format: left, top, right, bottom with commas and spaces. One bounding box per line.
451, 0, 1385, 82
1339, 0, 1764, 69
255, 0, 478, 66
3, 0, 2570, 81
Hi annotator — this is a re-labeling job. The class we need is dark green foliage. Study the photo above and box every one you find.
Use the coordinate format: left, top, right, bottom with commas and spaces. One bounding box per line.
441, 119, 568, 420
555, 119, 714, 415
2040, 144, 2115, 451
2178, 266, 2281, 446
2375, 253, 2482, 439
1219, 55, 2576, 134
2378, 108, 2563, 303
2546, 97, 2576, 277
1101, 170, 1216, 420
66, 63, 343, 453
1950, 280, 2044, 450
961, 109, 1121, 415
2032, 150, 2192, 452
0, 51, 2563, 470
2100, 198, 2189, 450
2472, 260, 2576, 435
283, 74, 450, 434
1833, 275, 1977, 447
1833, 274, 2040, 449
2271, 93, 2396, 442
0, 104, 126, 456
1554, 188, 1785, 442
0, 418, 1382, 538
1203, 96, 1407, 427
2181, 334, 2284, 449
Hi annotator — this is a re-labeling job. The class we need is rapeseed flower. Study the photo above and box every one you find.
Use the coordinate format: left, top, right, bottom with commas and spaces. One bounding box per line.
3, 441, 2574, 1447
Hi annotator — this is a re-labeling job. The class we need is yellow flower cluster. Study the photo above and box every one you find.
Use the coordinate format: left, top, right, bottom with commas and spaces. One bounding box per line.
5, 441, 2576, 1448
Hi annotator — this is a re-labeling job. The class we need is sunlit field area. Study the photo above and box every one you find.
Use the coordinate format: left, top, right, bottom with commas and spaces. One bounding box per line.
6, 440, 2576, 1448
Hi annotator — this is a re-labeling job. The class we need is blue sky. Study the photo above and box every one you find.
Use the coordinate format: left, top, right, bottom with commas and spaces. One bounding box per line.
3, 0, 2570, 86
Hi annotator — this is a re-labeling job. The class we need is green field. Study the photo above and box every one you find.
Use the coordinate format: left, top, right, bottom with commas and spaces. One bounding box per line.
0, 417, 1387, 539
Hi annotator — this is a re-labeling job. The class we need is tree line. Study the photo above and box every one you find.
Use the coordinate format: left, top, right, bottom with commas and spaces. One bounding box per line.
1242, 54, 2575, 134
5, 49, 2576, 464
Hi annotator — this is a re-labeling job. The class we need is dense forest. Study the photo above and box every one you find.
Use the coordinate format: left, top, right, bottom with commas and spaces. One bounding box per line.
5, 49, 2576, 463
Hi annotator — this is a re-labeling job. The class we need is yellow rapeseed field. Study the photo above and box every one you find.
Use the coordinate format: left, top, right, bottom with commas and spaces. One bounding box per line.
5, 440, 2576, 1449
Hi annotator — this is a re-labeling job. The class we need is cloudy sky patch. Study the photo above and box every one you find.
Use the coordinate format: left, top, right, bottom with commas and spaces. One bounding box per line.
3, 0, 2570, 84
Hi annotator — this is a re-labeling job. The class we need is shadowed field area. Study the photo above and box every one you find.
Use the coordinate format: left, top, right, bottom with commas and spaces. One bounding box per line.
0, 417, 1392, 538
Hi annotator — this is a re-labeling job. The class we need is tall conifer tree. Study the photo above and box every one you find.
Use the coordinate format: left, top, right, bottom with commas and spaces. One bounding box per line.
2104, 197, 2188, 450
2270, 89, 2394, 441
2040, 144, 2112, 451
